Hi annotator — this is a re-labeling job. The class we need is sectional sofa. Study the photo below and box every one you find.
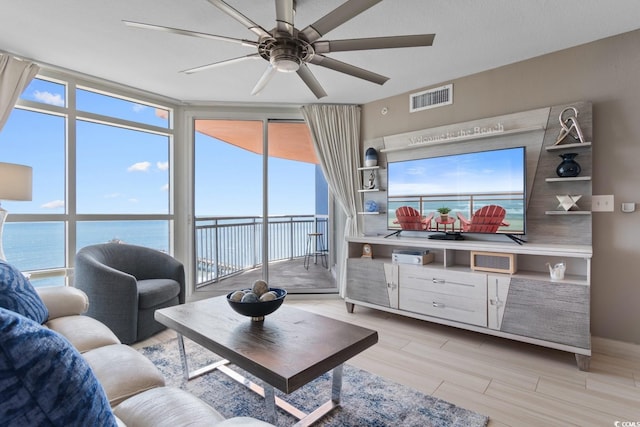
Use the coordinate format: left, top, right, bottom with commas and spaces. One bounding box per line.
0, 260, 273, 426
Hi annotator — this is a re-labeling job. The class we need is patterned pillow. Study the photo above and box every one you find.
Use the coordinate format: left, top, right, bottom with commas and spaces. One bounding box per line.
0, 307, 117, 426
0, 260, 48, 324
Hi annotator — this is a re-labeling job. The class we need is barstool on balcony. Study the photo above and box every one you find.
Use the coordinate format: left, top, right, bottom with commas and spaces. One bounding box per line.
304, 232, 327, 270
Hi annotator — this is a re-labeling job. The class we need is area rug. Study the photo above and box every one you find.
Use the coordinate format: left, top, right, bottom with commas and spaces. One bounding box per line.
139, 337, 489, 427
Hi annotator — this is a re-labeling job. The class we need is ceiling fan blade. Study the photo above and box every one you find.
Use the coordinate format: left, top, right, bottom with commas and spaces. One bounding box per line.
181, 54, 261, 74
309, 55, 388, 85
296, 64, 328, 99
314, 34, 435, 54
205, 0, 271, 39
123, 20, 257, 47
251, 65, 277, 96
275, 0, 295, 36
300, 0, 383, 43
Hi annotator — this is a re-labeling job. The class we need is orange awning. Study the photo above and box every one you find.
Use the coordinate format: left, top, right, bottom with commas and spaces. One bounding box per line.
155, 110, 318, 164
196, 119, 318, 164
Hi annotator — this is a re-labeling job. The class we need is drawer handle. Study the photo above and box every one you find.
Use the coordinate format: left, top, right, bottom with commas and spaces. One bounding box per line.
387, 282, 397, 290
432, 278, 446, 284
489, 298, 504, 308
432, 302, 445, 308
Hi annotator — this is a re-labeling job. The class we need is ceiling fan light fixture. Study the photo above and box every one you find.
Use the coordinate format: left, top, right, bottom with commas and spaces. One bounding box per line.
272, 57, 300, 72
270, 45, 301, 72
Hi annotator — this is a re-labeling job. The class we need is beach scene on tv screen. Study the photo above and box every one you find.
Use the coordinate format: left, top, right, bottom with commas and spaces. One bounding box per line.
387, 147, 525, 234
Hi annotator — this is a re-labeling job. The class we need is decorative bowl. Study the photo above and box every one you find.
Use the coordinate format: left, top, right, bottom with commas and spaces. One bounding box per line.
226, 288, 287, 321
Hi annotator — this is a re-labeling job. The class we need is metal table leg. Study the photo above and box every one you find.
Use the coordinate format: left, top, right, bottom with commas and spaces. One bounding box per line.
176, 335, 342, 426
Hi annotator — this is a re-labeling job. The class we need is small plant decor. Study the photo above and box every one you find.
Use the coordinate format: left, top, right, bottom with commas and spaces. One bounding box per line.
437, 206, 451, 221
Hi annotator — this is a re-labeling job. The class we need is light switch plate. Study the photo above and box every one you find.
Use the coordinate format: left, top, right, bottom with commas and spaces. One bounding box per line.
592, 195, 614, 212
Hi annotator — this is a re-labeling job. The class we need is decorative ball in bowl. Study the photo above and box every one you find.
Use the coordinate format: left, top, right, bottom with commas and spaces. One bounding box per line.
226, 280, 287, 321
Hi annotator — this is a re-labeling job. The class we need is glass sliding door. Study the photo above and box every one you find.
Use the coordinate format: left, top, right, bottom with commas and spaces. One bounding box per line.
193, 118, 334, 294
265, 120, 332, 292
194, 119, 264, 287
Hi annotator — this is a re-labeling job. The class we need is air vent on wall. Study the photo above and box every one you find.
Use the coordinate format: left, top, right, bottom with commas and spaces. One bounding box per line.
409, 84, 453, 113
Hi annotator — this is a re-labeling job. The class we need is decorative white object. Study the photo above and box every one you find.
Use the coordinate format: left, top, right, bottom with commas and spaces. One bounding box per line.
554, 106, 587, 145
547, 262, 566, 281
0, 162, 33, 261
556, 195, 582, 211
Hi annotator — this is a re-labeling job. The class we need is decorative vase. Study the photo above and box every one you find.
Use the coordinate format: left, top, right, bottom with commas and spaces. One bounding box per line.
556, 153, 581, 177
365, 147, 378, 167
365, 200, 378, 212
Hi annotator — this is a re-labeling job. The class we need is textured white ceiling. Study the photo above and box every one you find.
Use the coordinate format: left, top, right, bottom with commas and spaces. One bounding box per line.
1, 0, 639, 105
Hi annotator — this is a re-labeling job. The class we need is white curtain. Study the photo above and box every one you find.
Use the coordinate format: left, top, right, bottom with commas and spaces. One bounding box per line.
301, 104, 362, 296
0, 54, 40, 131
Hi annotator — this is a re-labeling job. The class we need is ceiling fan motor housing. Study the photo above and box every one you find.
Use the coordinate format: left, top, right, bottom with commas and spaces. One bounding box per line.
260, 32, 314, 72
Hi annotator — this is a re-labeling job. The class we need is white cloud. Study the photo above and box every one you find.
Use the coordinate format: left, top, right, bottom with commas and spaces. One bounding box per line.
132, 104, 147, 113
33, 90, 65, 107
128, 198, 139, 203
160, 184, 169, 192
127, 161, 151, 172
157, 161, 169, 171
41, 200, 65, 209
104, 193, 122, 199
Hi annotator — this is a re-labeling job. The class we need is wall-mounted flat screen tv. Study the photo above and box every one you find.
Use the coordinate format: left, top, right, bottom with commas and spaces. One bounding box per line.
387, 146, 526, 239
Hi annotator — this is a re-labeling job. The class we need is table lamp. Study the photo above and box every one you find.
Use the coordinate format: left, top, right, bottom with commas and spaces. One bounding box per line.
0, 162, 33, 261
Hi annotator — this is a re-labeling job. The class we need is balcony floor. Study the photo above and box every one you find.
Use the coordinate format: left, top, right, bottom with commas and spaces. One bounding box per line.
197, 257, 336, 294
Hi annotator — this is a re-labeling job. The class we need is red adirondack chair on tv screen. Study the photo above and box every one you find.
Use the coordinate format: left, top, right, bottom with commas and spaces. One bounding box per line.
457, 205, 510, 233
394, 206, 433, 231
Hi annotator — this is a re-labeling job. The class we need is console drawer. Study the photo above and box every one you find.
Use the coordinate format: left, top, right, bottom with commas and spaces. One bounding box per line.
399, 287, 487, 327
399, 265, 487, 300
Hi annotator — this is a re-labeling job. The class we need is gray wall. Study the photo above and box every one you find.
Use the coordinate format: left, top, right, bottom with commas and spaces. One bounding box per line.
360, 29, 640, 344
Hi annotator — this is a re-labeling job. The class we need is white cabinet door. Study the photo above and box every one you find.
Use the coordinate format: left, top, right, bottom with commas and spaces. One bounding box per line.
487, 275, 511, 330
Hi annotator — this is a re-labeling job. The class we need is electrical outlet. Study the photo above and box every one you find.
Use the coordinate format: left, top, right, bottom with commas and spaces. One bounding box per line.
592, 195, 614, 212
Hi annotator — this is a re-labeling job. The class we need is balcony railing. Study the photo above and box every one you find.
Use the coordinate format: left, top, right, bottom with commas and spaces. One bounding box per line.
195, 215, 328, 288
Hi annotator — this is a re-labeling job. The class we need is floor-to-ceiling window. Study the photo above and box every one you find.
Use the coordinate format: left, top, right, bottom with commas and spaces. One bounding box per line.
193, 118, 335, 294
0, 73, 175, 286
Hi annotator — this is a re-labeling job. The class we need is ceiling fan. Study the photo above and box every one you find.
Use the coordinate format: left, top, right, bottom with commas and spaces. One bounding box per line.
124, 0, 435, 99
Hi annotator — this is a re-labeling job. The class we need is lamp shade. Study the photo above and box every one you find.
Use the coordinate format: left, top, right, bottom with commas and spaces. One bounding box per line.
0, 162, 33, 201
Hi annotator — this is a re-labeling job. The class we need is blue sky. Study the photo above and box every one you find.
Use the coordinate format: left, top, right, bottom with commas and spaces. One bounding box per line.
1, 78, 317, 217
388, 147, 525, 197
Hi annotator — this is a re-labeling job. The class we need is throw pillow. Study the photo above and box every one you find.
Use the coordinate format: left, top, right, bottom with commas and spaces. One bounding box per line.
0, 307, 117, 426
0, 260, 48, 324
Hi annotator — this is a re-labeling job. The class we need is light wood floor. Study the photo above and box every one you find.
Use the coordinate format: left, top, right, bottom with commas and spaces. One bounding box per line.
136, 297, 640, 426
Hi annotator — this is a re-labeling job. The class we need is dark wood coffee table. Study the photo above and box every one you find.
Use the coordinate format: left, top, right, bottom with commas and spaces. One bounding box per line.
155, 296, 378, 426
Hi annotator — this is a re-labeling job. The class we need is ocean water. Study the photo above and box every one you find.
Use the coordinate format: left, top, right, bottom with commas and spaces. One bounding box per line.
4, 218, 317, 287
4, 220, 169, 275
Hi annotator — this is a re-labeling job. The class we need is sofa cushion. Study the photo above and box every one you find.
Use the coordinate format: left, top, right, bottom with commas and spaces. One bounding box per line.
83, 344, 165, 407
0, 307, 117, 426
0, 260, 48, 324
114, 386, 226, 427
137, 278, 181, 309
46, 314, 121, 353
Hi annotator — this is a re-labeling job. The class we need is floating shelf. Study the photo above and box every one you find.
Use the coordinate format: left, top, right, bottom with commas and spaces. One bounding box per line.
358, 188, 383, 193
545, 176, 591, 182
357, 165, 382, 171
357, 211, 384, 215
545, 142, 592, 152
545, 210, 592, 215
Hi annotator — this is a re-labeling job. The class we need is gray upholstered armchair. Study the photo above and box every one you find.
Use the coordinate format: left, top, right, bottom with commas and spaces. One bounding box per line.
74, 243, 185, 344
